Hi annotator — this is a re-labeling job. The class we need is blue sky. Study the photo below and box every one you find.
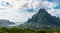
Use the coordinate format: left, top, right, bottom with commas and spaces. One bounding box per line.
47, 0, 60, 9
48, 0, 53, 2
0, 0, 60, 22
54, 4, 60, 9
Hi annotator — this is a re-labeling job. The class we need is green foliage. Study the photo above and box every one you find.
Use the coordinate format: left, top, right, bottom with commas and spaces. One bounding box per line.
0, 27, 60, 33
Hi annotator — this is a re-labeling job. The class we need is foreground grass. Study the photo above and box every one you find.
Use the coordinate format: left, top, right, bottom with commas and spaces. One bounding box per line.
0, 27, 60, 33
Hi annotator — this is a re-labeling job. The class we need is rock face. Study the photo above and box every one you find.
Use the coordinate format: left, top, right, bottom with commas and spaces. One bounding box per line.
21, 9, 60, 30
0, 19, 14, 27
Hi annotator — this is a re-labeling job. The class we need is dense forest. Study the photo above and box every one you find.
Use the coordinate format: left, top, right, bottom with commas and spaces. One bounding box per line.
0, 27, 60, 33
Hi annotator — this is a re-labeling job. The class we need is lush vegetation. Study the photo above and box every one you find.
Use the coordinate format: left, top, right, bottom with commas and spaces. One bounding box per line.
0, 27, 60, 33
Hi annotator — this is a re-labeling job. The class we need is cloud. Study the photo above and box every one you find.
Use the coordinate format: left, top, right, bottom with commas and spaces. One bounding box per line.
47, 9, 57, 16
0, 0, 60, 22
0, 7, 36, 22
0, 0, 37, 22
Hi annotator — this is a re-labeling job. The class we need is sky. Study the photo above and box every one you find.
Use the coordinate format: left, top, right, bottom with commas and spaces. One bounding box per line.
0, 0, 60, 23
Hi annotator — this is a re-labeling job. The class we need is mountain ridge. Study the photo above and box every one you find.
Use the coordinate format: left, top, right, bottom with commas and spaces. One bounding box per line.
20, 9, 60, 30
0, 19, 15, 27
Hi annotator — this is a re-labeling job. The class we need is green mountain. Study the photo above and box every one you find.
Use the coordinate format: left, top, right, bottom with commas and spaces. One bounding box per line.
20, 9, 60, 30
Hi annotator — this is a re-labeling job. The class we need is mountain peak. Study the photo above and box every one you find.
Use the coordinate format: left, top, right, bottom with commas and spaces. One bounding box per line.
27, 9, 49, 23
21, 9, 60, 30
38, 9, 47, 14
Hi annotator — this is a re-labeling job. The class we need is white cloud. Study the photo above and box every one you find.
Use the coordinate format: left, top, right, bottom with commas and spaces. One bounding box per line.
47, 9, 57, 16
0, 7, 35, 22
0, 0, 36, 22
0, 0, 59, 22
47, 8, 60, 17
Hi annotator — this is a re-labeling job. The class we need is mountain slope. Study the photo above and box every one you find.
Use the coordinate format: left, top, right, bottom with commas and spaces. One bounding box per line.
0, 19, 15, 27
20, 9, 60, 30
